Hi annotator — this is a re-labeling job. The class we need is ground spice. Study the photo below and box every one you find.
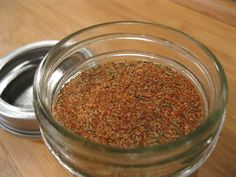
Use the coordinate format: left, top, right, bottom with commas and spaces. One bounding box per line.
54, 60, 204, 148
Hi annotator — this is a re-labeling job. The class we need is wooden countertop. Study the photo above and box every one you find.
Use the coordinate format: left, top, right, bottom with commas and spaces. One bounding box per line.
0, 0, 235, 176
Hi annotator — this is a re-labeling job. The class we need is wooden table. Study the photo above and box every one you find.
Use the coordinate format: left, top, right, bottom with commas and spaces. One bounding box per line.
0, 0, 235, 176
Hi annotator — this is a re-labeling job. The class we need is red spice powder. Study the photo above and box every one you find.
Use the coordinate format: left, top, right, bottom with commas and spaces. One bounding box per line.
54, 60, 204, 148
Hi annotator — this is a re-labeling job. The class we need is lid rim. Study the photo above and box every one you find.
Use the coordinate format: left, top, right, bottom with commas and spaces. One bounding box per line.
0, 40, 58, 137
0, 121, 41, 138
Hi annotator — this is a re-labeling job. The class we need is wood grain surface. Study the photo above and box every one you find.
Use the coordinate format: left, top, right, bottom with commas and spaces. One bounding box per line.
0, 0, 235, 177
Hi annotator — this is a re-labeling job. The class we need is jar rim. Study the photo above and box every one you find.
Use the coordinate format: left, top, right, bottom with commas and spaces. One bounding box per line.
34, 21, 228, 153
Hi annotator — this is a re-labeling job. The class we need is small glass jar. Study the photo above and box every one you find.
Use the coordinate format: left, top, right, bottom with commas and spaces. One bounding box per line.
33, 21, 228, 177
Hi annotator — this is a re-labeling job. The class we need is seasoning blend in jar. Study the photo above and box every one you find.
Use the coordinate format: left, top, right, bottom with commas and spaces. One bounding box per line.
33, 21, 228, 177
54, 60, 205, 148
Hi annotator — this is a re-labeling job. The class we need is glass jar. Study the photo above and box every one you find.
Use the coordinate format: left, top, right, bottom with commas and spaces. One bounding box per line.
33, 21, 228, 177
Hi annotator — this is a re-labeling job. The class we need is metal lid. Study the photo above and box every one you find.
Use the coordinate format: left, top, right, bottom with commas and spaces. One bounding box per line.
0, 41, 58, 137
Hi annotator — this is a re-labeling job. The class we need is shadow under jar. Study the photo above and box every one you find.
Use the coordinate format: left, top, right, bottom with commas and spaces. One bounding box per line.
33, 21, 227, 177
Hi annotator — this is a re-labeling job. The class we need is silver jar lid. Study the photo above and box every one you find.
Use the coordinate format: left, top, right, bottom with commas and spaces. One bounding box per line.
0, 40, 58, 137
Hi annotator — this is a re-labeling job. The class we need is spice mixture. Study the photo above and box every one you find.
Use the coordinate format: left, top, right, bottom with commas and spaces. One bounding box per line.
54, 60, 204, 148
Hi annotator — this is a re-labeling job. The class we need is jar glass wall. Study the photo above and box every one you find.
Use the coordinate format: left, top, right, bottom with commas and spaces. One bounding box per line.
33, 21, 227, 177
